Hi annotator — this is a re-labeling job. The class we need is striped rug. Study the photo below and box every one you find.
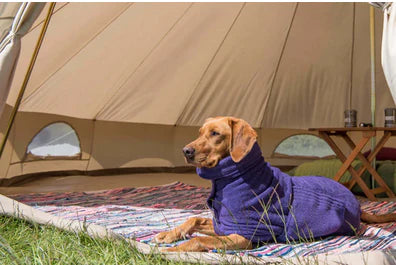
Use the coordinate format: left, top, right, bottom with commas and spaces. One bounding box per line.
10, 182, 396, 258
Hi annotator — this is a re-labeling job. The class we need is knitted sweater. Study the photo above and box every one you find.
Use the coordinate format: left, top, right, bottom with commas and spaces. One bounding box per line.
196, 142, 361, 245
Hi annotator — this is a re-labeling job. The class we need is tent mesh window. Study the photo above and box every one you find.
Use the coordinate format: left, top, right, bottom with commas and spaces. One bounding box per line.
273, 134, 335, 159
25, 122, 81, 160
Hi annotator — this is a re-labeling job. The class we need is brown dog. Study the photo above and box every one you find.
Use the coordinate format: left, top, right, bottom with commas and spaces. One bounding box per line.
155, 117, 253, 252
155, 117, 396, 252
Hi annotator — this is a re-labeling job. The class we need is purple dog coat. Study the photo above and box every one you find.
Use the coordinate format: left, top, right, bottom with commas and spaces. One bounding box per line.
197, 142, 361, 245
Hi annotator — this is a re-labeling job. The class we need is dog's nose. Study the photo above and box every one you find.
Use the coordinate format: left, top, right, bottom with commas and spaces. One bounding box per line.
183, 147, 195, 160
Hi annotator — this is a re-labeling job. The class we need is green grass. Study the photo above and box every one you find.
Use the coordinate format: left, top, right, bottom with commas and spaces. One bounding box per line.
0, 215, 198, 265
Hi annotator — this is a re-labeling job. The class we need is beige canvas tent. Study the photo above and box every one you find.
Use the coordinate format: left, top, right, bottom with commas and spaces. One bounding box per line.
1, 3, 396, 264
0, 2, 395, 188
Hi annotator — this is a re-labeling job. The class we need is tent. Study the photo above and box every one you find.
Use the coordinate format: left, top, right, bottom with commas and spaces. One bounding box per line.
1, 3, 396, 264
0, 2, 395, 185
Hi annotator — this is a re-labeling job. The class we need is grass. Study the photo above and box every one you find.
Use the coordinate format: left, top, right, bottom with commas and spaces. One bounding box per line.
0, 211, 386, 265
0, 215, 199, 265
1, 187, 391, 265
0, 213, 316, 265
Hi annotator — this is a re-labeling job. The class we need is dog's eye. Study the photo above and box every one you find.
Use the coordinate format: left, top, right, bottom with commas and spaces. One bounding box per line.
210, 131, 220, 136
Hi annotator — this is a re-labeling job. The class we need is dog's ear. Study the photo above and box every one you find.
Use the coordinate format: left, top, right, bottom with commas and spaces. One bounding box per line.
228, 117, 257, 162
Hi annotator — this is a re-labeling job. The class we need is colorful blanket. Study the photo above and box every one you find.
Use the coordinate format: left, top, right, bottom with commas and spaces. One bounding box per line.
9, 182, 396, 258
10, 182, 209, 209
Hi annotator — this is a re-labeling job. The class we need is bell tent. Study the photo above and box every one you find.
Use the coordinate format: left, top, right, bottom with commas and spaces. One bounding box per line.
0, 2, 395, 188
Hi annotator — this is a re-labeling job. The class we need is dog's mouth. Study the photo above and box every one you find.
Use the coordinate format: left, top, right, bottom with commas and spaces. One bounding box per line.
185, 156, 205, 168
185, 154, 218, 168
185, 157, 199, 167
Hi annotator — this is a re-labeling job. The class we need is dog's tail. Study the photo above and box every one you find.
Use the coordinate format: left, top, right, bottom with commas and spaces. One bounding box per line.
361, 210, 396, 223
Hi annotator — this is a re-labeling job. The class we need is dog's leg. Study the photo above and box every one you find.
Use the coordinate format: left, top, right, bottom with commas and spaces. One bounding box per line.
154, 217, 214, 244
361, 211, 396, 223
163, 234, 252, 252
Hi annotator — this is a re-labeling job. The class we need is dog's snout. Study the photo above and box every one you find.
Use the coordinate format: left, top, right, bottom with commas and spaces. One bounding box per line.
183, 147, 195, 159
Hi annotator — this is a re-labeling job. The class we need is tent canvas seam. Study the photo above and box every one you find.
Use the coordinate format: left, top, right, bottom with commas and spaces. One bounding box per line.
259, 2, 299, 128
93, 3, 195, 121
348, 2, 356, 110
85, 120, 96, 172
4, 119, 16, 178
25, 2, 69, 35
175, 2, 246, 126
20, 3, 134, 105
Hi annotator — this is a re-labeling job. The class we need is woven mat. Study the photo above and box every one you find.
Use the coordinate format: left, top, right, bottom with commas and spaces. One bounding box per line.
10, 182, 209, 209
10, 182, 396, 258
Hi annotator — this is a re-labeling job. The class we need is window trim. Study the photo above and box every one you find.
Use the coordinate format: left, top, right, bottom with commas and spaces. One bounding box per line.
24, 121, 82, 161
271, 133, 336, 160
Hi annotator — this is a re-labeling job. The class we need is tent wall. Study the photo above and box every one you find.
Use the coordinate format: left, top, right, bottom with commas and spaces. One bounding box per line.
0, 3, 20, 42
1, 105, 395, 183
262, 3, 394, 128
1, 2, 395, 184
0, 105, 306, 181
4, 2, 395, 130
0, 3, 45, 115
0, 106, 15, 179
381, 3, 396, 104
350, 3, 393, 125
87, 122, 196, 170
1, 105, 92, 181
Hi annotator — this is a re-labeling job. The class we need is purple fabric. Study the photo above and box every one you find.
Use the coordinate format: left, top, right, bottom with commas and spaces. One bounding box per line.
197, 142, 361, 245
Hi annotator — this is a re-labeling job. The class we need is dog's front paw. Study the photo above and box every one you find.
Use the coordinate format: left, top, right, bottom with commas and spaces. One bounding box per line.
160, 238, 207, 252
160, 246, 182, 252
154, 230, 182, 244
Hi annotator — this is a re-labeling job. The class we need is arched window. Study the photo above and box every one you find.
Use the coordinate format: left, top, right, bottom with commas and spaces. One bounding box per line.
273, 134, 335, 159
26, 122, 81, 160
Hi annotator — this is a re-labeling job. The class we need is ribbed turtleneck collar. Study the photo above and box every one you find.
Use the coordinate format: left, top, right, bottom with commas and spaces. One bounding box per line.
196, 142, 263, 180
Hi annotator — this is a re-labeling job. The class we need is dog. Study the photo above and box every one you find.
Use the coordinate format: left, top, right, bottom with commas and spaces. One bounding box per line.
155, 117, 396, 252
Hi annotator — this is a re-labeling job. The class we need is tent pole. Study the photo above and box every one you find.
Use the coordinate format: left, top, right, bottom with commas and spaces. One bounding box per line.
0, 3, 55, 159
369, 5, 376, 189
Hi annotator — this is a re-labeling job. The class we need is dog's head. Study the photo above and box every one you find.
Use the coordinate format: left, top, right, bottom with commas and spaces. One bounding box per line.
183, 117, 257, 168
